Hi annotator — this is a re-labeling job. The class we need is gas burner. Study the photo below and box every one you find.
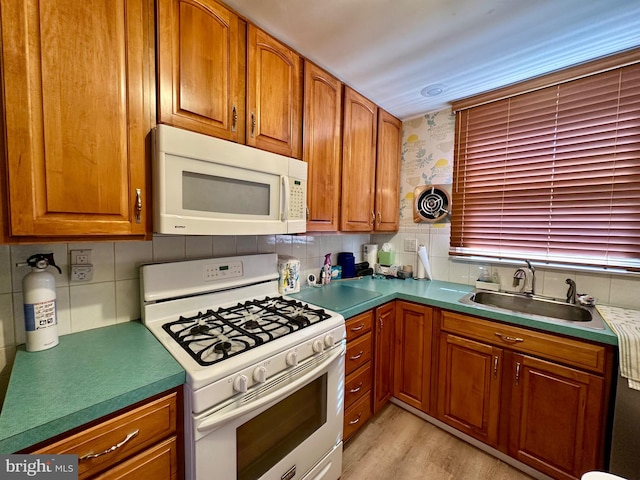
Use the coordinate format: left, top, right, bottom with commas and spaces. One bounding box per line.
289, 315, 308, 327
214, 341, 232, 354
243, 320, 260, 330
190, 323, 210, 335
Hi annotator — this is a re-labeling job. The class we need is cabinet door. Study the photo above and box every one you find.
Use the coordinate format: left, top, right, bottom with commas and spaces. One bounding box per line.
375, 109, 401, 231
247, 25, 303, 158
436, 333, 502, 447
340, 87, 377, 232
1, 0, 152, 237
393, 301, 432, 412
509, 354, 605, 480
303, 62, 342, 231
157, 0, 246, 142
373, 302, 395, 413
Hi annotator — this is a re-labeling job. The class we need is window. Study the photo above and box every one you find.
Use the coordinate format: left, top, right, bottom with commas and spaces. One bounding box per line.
450, 51, 640, 271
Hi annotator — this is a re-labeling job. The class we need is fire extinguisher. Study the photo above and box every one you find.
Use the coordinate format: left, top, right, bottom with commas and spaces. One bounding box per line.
20, 253, 62, 352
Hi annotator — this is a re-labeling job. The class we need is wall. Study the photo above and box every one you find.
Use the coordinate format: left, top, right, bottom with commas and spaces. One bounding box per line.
373, 106, 640, 310
0, 233, 369, 405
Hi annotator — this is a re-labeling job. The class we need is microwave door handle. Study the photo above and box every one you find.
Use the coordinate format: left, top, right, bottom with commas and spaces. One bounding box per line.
196, 343, 345, 434
281, 175, 290, 222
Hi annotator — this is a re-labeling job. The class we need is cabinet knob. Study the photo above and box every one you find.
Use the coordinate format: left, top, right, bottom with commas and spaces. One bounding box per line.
251, 112, 256, 137
134, 188, 142, 224
232, 105, 238, 132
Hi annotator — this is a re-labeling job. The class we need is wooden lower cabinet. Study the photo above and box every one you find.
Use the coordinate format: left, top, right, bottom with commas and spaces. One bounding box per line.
509, 353, 605, 480
343, 310, 374, 441
31, 389, 181, 480
436, 333, 502, 447
393, 301, 433, 412
373, 302, 395, 413
437, 310, 611, 480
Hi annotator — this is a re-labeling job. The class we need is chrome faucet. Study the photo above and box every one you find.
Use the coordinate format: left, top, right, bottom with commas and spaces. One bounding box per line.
565, 279, 577, 304
513, 260, 535, 295
525, 260, 535, 295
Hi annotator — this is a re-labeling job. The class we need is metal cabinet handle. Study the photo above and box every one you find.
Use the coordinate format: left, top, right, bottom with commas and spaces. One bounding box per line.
377, 211, 381, 225
493, 356, 499, 378
349, 382, 363, 393
350, 324, 365, 332
378, 317, 384, 332
79, 430, 139, 461
232, 105, 237, 132
251, 112, 256, 137
494, 332, 524, 344
134, 189, 142, 224
349, 351, 364, 360
349, 413, 362, 425
370, 211, 375, 225
515, 362, 521, 385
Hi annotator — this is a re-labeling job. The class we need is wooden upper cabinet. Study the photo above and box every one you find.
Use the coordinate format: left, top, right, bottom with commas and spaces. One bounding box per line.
303, 62, 343, 231
375, 109, 402, 231
341, 87, 377, 232
157, 0, 246, 142
0, 0, 153, 238
247, 25, 303, 158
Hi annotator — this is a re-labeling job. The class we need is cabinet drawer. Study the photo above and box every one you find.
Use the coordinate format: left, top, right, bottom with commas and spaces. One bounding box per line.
441, 311, 607, 374
35, 392, 177, 479
93, 436, 178, 480
345, 332, 373, 375
343, 393, 372, 441
346, 310, 374, 342
344, 362, 372, 409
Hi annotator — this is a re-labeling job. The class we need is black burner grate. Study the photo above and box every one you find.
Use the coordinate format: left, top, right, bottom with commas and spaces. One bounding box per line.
161, 296, 330, 366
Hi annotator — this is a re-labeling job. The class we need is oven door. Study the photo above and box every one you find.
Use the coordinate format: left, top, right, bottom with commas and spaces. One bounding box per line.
190, 342, 345, 480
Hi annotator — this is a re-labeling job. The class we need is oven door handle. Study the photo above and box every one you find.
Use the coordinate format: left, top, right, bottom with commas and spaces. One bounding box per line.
197, 344, 345, 434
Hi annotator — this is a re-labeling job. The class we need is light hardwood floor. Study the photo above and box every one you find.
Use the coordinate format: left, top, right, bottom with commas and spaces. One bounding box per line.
342, 403, 534, 480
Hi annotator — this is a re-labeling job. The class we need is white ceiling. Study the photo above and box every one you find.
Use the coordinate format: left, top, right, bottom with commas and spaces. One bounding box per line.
222, 0, 640, 120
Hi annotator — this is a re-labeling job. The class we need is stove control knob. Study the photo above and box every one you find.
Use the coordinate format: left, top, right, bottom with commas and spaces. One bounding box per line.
312, 339, 325, 353
286, 351, 298, 367
233, 374, 248, 393
324, 334, 335, 347
253, 366, 267, 383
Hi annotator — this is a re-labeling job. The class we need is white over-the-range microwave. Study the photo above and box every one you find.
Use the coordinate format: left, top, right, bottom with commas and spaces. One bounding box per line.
152, 125, 307, 236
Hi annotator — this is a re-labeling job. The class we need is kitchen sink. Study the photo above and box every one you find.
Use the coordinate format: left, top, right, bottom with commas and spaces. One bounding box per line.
458, 290, 606, 330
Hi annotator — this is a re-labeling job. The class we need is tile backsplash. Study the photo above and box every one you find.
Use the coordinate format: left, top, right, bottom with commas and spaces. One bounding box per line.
0, 233, 371, 405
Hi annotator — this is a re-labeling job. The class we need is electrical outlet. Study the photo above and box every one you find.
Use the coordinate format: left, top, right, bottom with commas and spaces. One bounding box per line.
404, 239, 417, 252
71, 265, 93, 282
71, 249, 92, 265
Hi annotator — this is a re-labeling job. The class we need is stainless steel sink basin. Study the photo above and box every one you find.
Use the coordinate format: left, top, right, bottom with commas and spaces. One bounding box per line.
459, 290, 606, 330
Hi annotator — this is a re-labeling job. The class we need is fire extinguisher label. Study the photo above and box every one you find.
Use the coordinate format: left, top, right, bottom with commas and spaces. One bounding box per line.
24, 299, 58, 331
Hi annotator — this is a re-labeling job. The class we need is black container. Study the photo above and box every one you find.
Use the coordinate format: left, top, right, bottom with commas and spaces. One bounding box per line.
337, 252, 355, 278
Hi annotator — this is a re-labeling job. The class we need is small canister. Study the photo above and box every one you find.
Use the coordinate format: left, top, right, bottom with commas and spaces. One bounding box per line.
337, 252, 355, 278
277, 255, 300, 294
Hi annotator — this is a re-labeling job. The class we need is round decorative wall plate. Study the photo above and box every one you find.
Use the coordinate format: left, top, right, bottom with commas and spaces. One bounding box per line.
413, 185, 451, 223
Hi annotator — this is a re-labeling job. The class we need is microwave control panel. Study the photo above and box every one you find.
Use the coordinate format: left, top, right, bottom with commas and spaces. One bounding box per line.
289, 179, 306, 220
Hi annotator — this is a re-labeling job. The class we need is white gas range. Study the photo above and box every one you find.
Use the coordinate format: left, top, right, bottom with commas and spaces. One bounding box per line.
141, 253, 346, 480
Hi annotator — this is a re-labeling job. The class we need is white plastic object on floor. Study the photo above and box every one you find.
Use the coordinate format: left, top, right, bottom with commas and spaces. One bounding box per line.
581, 472, 627, 480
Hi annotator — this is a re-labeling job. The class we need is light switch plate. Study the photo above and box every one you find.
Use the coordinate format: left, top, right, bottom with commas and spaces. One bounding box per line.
404, 239, 417, 252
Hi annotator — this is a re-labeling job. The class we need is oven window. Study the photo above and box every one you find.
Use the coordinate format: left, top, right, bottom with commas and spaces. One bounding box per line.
182, 171, 270, 215
237, 374, 328, 480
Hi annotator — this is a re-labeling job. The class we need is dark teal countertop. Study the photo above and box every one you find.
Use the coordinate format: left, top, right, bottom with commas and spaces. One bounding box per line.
291, 278, 618, 346
0, 321, 185, 454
